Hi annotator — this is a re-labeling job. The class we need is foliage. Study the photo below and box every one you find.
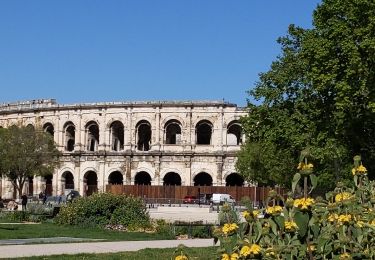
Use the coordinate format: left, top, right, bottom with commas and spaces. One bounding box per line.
55, 193, 150, 230
237, 0, 375, 189
216, 156, 375, 259
0, 125, 60, 198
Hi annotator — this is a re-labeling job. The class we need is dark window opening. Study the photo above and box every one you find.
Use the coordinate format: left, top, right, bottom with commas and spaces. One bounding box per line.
135, 171, 151, 185
194, 172, 213, 186
27, 176, 34, 196
65, 124, 75, 151
45, 174, 53, 196
62, 171, 74, 190
110, 121, 124, 151
225, 173, 244, 186
108, 171, 123, 185
165, 121, 181, 144
86, 123, 99, 151
196, 121, 212, 145
227, 123, 242, 145
137, 121, 151, 151
43, 123, 54, 136
163, 172, 181, 186
85, 171, 98, 196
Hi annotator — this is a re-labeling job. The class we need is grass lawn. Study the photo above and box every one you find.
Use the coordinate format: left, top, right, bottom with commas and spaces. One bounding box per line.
0, 222, 174, 241
19, 247, 218, 260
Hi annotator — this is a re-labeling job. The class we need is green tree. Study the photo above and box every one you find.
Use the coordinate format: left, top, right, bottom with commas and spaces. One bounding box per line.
237, 0, 375, 189
0, 125, 60, 198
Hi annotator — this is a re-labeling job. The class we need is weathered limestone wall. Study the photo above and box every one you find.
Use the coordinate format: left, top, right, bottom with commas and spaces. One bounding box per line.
0, 99, 247, 198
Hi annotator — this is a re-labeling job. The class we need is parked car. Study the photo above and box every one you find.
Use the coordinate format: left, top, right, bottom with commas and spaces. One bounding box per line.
183, 195, 197, 204
211, 193, 236, 205
66, 190, 80, 202
198, 193, 212, 205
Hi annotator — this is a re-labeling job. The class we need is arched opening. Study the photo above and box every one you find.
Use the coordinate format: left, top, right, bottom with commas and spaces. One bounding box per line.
86, 121, 99, 151
26, 124, 35, 130
44, 174, 53, 196
136, 121, 151, 151
194, 172, 213, 186
62, 171, 74, 190
110, 121, 124, 151
134, 171, 151, 185
227, 122, 242, 145
196, 120, 212, 145
108, 171, 123, 185
163, 172, 181, 186
84, 171, 98, 196
225, 173, 244, 186
164, 120, 182, 145
64, 122, 75, 151
27, 176, 34, 196
43, 122, 54, 137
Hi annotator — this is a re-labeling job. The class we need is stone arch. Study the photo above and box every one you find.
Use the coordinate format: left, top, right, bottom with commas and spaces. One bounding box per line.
193, 172, 213, 186
109, 121, 124, 151
27, 176, 34, 196
108, 171, 124, 185
136, 120, 151, 151
227, 120, 242, 145
43, 122, 54, 137
164, 119, 182, 145
163, 172, 181, 186
63, 121, 75, 152
62, 171, 75, 190
84, 171, 98, 196
196, 120, 213, 145
225, 173, 244, 186
44, 174, 53, 196
26, 123, 35, 130
85, 121, 99, 151
161, 115, 187, 128
134, 171, 152, 185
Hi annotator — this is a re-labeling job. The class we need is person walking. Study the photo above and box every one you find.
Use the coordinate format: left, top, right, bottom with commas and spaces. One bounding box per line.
21, 194, 28, 211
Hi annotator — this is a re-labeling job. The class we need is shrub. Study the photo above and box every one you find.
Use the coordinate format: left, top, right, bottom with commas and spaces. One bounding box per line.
216, 154, 375, 259
55, 193, 150, 230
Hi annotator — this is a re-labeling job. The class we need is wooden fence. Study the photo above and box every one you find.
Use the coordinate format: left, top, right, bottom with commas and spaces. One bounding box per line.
106, 185, 287, 204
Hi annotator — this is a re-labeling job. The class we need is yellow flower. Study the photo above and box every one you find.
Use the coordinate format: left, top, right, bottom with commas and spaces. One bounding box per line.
338, 214, 352, 225
297, 162, 314, 170
335, 192, 352, 202
328, 213, 338, 223
221, 254, 230, 260
230, 253, 239, 260
293, 198, 315, 210
266, 205, 283, 215
175, 255, 188, 260
240, 245, 251, 257
339, 252, 352, 259
352, 164, 367, 176
222, 223, 239, 235
307, 245, 316, 252
249, 244, 262, 255
252, 210, 260, 217
242, 211, 250, 218
284, 221, 298, 232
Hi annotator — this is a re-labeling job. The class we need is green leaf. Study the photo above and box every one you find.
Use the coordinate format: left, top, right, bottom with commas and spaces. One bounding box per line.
269, 219, 278, 235
294, 211, 309, 237
292, 173, 301, 193
274, 215, 285, 230
309, 174, 317, 191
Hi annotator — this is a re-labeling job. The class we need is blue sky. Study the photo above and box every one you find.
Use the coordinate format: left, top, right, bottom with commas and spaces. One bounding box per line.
0, 1, 321, 107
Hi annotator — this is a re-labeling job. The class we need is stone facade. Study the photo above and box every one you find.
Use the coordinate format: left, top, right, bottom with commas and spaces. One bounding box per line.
0, 99, 247, 198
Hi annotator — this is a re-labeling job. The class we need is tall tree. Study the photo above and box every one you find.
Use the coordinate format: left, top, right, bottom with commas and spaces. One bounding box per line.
237, 0, 375, 189
0, 125, 60, 198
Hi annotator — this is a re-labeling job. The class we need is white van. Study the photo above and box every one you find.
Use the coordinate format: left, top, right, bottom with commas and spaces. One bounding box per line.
211, 193, 236, 205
